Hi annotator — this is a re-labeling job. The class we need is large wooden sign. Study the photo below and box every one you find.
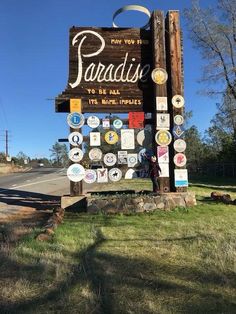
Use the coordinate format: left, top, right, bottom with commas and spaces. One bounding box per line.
56, 27, 153, 113
55, 10, 187, 195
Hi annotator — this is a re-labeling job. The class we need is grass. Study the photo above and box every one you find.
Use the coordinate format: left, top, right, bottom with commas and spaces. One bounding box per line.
0, 177, 236, 313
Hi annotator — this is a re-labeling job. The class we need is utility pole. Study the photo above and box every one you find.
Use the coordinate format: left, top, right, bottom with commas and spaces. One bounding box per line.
5, 130, 8, 157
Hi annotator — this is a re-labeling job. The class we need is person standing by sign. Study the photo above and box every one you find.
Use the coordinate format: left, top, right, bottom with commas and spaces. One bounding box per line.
144, 154, 161, 193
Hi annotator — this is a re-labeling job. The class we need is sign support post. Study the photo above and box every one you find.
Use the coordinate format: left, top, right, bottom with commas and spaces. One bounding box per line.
151, 11, 170, 193
166, 11, 187, 192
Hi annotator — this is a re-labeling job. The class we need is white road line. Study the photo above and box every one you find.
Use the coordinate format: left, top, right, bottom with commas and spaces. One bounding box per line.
11, 184, 17, 187
26, 180, 31, 182
0, 176, 66, 193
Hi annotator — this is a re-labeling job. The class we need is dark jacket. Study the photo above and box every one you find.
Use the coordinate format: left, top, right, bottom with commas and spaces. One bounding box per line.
149, 160, 161, 178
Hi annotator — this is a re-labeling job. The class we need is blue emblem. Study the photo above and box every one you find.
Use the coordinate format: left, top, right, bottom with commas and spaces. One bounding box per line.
172, 125, 185, 138
67, 113, 85, 129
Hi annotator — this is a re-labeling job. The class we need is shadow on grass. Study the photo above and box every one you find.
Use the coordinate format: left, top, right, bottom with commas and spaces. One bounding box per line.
0, 229, 236, 314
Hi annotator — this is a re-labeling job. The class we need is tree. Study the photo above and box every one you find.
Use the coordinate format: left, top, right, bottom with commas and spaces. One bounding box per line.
184, 0, 236, 100
50, 142, 68, 167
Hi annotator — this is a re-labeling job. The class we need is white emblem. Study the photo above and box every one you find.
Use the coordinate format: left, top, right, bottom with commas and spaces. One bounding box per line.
125, 169, 138, 179
174, 153, 187, 167
172, 95, 185, 108
104, 153, 117, 166
113, 119, 123, 129
68, 132, 83, 146
156, 114, 170, 130
137, 129, 152, 147
87, 116, 100, 128
121, 129, 135, 149
109, 168, 122, 182
97, 168, 108, 183
90, 132, 101, 146
67, 164, 85, 182
83, 169, 97, 184
156, 97, 168, 111
174, 115, 184, 126
89, 148, 103, 161
69, 148, 83, 162
127, 154, 138, 167
174, 139, 186, 153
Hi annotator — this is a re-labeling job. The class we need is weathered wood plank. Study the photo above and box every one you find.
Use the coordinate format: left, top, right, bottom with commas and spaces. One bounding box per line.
166, 11, 186, 192
151, 11, 170, 193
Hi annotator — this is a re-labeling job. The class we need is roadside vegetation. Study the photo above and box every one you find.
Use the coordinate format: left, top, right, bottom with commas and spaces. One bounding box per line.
0, 177, 235, 314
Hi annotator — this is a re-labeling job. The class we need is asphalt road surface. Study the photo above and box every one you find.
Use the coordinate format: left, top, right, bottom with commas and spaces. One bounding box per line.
0, 167, 69, 222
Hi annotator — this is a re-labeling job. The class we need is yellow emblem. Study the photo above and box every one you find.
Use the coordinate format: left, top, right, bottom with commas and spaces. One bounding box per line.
155, 130, 172, 146
151, 68, 168, 85
105, 131, 119, 144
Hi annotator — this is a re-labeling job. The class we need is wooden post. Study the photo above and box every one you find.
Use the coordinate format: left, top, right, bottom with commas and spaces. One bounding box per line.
69, 126, 84, 196
166, 11, 186, 192
151, 11, 170, 193
69, 99, 84, 196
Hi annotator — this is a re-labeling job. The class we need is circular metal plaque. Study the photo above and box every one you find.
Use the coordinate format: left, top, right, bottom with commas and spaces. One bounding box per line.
87, 115, 100, 128
151, 68, 168, 85
174, 115, 184, 126
125, 169, 138, 179
104, 131, 119, 144
67, 112, 85, 129
67, 164, 85, 182
174, 153, 187, 167
112, 5, 151, 29
83, 169, 97, 184
172, 95, 185, 108
69, 147, 83, 162
155, 130, 172, 146
104, 153, 117, 166
68, 132, 83, 146
109, 168, 122, 182
89, 148, 103, 161
113, 119, 123, 129
174, 139, 186, 153
137, 130, 152, 146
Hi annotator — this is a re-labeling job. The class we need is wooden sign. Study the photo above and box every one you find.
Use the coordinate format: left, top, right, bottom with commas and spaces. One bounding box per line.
55, 27, 153, 113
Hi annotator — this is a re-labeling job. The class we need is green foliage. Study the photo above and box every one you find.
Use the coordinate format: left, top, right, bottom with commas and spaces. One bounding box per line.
0, 152, 6, 163
49, 142, 68, 167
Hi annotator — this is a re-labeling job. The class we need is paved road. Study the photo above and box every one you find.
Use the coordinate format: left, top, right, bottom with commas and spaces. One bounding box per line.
0, 167, 69, 222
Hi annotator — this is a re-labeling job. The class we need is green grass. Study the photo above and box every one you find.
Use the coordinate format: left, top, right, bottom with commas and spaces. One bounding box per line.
0, 178, 236, 313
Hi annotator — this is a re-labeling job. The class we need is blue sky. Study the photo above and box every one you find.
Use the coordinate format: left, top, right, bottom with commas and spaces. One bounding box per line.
0, 0, 219, 158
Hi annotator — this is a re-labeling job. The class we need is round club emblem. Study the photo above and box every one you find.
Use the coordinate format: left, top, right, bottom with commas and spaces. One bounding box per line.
174, 153, 187, 167
83, 169, 97, 184
68, 132, 83, 146
172, 95, 185, 108
89, 148, 103, 161
174, 139, 186, 153
67, 164, 85, 182
155, 130, 172, 146
87, 115, 100, 128
104, 153, 117, 166
137, 130, 152, 147
104, 131, 119, 144
67, 112, 85, 129
151, 68, 168, 85
109, 168, 122, 182
174, 115, 184, 126
69, 148, 83, 162
113, 119, 123, 129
